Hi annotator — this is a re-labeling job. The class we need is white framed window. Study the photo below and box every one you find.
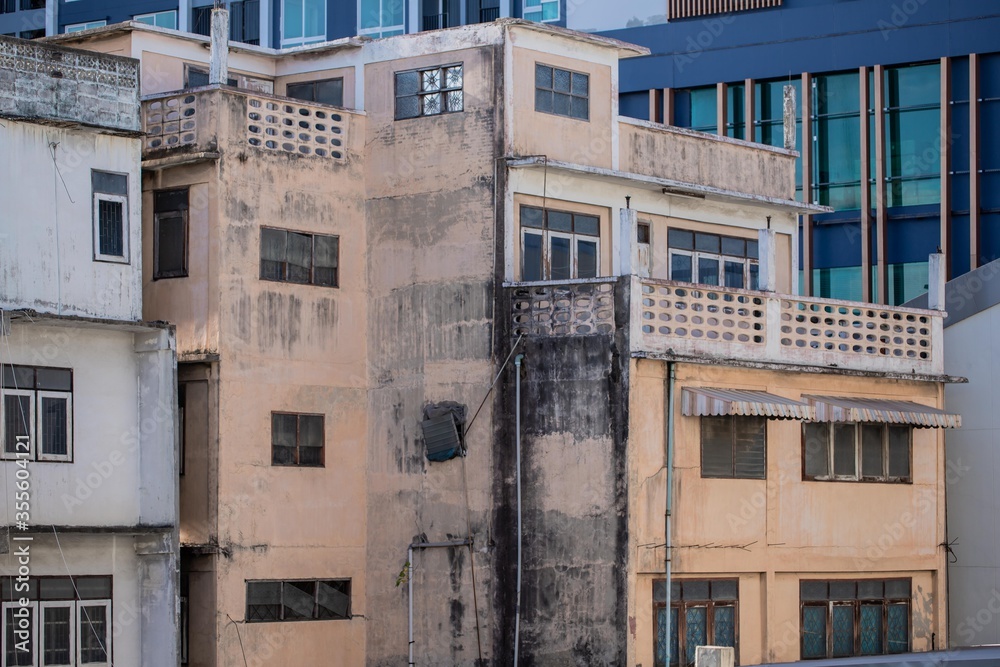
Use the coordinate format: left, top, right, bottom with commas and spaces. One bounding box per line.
77, 600, 111, 666
519, 205, 600, 281
40, 601, 74, 667
134, 9, 177, 28
281, 0, 326, 47
3, 601, 39, 666
667, 229, 759, 290
64, 20, 106, 32
357, 0, 404, 37
2, 366, 72, 463
91, 170, 129, 264
523, 0, 558, 22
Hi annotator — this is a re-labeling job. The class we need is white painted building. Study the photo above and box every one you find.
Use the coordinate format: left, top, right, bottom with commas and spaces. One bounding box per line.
0, 36, 179, 666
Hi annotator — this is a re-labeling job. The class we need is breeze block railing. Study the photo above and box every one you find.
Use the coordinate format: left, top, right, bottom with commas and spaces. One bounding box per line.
506, 276, 944, 375
142, 86, 350, 161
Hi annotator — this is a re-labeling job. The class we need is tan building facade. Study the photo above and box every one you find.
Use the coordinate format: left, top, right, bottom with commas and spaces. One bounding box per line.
55, 17, 961, 666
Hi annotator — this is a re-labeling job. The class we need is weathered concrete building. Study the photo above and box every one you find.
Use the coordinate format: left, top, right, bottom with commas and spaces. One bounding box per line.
54, 18, 962, 666
0, 36, 179, 666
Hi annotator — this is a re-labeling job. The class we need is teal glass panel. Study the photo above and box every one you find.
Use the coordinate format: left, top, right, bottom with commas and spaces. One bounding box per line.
727, 83, 745, 139
816, 71, 860, 116
875, 262, 930, 305
813, 267, 863, 302
685, 607, 707, 666
859, 604, 883, 655
303, 0, 325, 39
550, 236, 571, 280
690, 87, 717, 133
360, 0, 379, 29
814, 115, 862, 209
714, 605, 736, 648
655, 607, 668, 667
831, 605, 854, 656
283, 0, 303, 39
887, 603, 908, 653
802, 606, 827, 659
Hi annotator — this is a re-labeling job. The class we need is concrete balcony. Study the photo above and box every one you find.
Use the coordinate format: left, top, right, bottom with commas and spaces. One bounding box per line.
141, 85, 356, 166
509, 276, 946, 376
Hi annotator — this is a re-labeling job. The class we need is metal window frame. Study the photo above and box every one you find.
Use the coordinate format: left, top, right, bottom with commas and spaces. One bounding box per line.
279, 0, 326, 47
1, 387, 36, 461
133, 9, 177, 28
270, 411, 325, 468
76, 599, 111, 667
801, 422, 912, 484
92, 193, 129, 263
395, 63, 464, 120
35, 390, 72, 463
668, 250, 758, 289
245, 579, 351, 622
523, 0, 559, 23
3, 600, 39, 666
356, 0, 404, 36
534, 63, 590, 121
519, 226, 601, 282
153, 197, 189, 280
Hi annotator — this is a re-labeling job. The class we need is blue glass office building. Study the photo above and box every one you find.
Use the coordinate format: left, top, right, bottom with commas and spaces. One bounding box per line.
11, 0, 998, 305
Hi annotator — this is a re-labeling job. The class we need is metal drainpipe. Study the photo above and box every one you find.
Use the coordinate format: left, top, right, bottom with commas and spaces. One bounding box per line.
514, 353, 525, 666
665, 362, 676, 666
407, 539, 472, 666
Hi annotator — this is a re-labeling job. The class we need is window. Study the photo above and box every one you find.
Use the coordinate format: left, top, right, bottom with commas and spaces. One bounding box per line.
523, 0, 558, 22
801, 579, 910, 659
535, 64, 588, 120
421, 0, 454, 30
395, 64, 464, 120
520, 205, 600, 281
134, 9, 177, 28
64, 20, 106, 32
281, 0, 325, 47
154, 188, 189, 279
358, 0, 404, 36
884, 63, 940, 207
91, 171, 128, 263
667, 229, 758, 289
802, 422, 911, 483
812, 71, 862, 209
726, 82, 745, 139
1, 576, 112, 667
246, 580, 350, 622
271, 412, 324, 466
756, 78, 803, 200
185, 65, 237, 88
259, 227, 339, 287
2, 365, 72, 463
192, 1, 261, 45
701, 416, 766, 479
654, 579, 738, 667
286, 78, 344, 107
676, 86, 717, 133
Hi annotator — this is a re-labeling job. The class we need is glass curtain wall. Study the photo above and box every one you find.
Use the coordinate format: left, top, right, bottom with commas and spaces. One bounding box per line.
756, 78, 802, 201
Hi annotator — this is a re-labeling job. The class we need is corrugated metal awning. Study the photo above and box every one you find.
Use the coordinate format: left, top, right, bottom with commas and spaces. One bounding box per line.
681, 388, 815, 420
802, 395, 962, 429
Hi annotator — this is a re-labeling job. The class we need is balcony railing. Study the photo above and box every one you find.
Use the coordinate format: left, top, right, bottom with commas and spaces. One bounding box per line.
142, 86, 349, 161
480, 6, 500, 21
507, 277, 944, 375
422, 12, 450, 30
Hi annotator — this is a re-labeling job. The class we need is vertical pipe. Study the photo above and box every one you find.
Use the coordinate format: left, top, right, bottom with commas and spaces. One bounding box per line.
875, 64, 889, 304
801, 72, 813, 296
664, 363, 676, 666
514, 354, 525, 666
408, 545, 414, 666
860, 65, 873, 302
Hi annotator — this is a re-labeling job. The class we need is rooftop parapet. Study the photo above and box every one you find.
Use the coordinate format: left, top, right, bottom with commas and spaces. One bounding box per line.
0, 35, 140, 133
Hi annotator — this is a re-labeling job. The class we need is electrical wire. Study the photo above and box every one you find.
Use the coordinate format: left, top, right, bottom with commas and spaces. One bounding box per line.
226, 614, 250, 667
53, 526, 114, 666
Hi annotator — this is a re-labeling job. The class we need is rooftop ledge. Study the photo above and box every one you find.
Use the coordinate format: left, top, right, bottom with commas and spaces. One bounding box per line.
506, 156, 830, 215
508, 276, 948, 377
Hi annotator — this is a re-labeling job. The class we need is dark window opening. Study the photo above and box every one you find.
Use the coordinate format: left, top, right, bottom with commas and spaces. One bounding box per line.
260, 227, 339, 287
286, 78, 344, 107
395, 63, 464, 120
192, 0, 260, 44
271, 412, 324, 467
154, 188, 189, 279
246, 580, 350, 622
803, 422, 911, 483
701, 416, 766, 479
2, 365, 72, 462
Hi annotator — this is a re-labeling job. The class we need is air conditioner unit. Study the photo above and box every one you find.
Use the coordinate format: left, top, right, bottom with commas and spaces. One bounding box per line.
694, 645, 735, 667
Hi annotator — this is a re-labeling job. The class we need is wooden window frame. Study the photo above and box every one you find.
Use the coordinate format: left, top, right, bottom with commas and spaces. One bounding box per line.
802, 422, 912, 484
653, 578, 740, 667
800, 578, 911, 660
700, 415, 767, 480
270, 412, 325, 468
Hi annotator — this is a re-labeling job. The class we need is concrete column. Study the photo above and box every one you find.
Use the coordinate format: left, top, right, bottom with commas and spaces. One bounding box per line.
716, 82, 727, 136
259, 0, 272, 47
744, 77, 754, 142
663, 88, 674, 126
618, 207, 636, 276
209, 8, 229, 86
928, 253, 946, 312
758, 228, 777, 292
782, 84, 796, 150
178, 0, 191, 32
136, 534, 180, 667
45, 0, 58, 35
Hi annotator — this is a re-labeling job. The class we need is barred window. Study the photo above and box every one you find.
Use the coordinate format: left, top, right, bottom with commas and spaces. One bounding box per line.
1, 365, 72, 462
92, 171, 128, 263
654, 579, 738, 667
395, 64, 464, 120
801, 579, 910, 659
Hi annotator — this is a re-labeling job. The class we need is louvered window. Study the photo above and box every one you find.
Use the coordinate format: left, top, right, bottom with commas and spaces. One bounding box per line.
700, 416, 766, 479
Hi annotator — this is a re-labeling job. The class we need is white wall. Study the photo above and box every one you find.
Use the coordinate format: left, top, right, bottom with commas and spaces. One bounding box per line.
0, 322, 176, 529
944, 304, 1000, 645
0, 121, 142, 321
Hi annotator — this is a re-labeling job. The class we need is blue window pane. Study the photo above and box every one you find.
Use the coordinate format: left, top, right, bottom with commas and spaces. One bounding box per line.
714, 605, 736, 648
670, 607, 679, 666
685, 607, 707, 666
887, 603, 908, 653
359, 0, 380, 29
749, 263, 759, 290
832, 605, 854, 657
724, 260, 744, 289
283, 0, 303, 39
698, 258, 719, 286
541, 1, 558, 20
303, 0, 325, 38
671, 253, 692, 283
550, 236, 571, 280
860, 604, 883, 655
655, 607, 668, 667
577, 240, 597, 279
802, 606, 827, 659
522, 233, 543, 281
689, 87, 717, 132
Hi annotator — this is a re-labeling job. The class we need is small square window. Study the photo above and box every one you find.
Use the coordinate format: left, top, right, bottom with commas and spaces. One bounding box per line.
271, 412, 325, 467
395, 64, 464, 120
2, 366, 73, 463
535, 63, 589, 121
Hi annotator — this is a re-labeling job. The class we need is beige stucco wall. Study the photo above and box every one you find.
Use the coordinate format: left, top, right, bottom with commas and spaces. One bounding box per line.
628, 359, 948, 666
510, 45, 614, 168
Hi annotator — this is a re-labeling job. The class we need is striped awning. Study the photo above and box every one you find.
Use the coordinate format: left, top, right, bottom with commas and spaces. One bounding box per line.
681, 388, 815, 420
802, 395, 962, 429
